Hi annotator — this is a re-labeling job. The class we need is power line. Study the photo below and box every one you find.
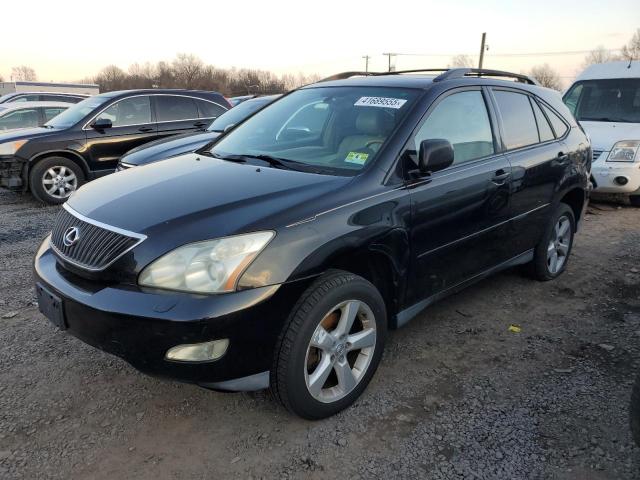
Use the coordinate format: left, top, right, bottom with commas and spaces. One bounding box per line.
391, 48, 622, 58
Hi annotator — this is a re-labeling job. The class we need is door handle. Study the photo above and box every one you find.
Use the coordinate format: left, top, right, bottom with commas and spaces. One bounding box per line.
138, 126, 154, 132
492, 169, 511, 184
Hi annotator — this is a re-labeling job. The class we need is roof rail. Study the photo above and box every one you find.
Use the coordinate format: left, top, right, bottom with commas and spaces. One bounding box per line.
317, 71, 372, 82
433, 68, 539, 85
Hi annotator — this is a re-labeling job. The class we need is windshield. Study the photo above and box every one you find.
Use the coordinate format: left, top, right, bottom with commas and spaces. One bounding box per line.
564, 78, 640, 123
209, 86, 419, 175
208, 97, 275, 132
44, 95, 111, 128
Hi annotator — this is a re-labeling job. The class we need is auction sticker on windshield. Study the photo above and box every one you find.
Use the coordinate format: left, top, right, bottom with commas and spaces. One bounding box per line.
355, 97, 407, 109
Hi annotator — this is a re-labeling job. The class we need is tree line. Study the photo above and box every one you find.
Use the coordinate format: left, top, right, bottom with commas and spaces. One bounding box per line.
82, 54, 322, 95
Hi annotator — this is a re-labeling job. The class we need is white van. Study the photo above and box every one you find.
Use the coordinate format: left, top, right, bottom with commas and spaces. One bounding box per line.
564, 61, 640, 206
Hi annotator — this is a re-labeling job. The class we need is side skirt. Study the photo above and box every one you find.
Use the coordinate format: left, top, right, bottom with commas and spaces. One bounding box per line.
199, 371, 270, 392
394, 249, 534, 329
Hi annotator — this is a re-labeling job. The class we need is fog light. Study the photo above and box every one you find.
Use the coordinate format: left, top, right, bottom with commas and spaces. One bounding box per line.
614, 176, 629, 186
165, 339, 229, 362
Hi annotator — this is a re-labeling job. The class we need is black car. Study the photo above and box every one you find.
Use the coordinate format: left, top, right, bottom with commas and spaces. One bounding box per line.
117, 95, 280, 170
0, 89, 231, 204
0, 92, 89, 104
34, 69, 590, 419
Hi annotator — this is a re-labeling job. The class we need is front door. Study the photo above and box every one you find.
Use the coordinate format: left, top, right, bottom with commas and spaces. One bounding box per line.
84, 95, 157, 171
405, 88, 513, 305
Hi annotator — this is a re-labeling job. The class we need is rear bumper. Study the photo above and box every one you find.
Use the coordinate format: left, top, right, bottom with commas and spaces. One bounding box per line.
33, 236, 302, 389
0, 155, 26, 190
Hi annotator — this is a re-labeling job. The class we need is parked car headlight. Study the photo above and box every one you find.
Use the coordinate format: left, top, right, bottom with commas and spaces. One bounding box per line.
138, 231, 275, 294
0, 140, 28, 156
607, 140, 640, 162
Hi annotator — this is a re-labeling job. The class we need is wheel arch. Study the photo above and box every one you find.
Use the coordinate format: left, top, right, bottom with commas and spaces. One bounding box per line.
28, 150, 90, 188
558, 187, 586, 229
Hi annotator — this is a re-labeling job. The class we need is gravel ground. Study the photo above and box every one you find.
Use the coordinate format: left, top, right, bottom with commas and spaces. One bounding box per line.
0, 189, 639, 480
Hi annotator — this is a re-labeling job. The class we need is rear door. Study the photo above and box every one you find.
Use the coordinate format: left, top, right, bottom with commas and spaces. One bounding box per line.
406, 87, 513, 302
84, 95, 158, 170
488, 88, 569, 256
153, 95, 214, 139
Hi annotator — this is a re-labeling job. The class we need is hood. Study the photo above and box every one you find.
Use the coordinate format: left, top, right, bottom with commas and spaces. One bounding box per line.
68, 153, 350, 239
120, 131, 219, 166
0, 126, 62, 144
579, 121, 640, 151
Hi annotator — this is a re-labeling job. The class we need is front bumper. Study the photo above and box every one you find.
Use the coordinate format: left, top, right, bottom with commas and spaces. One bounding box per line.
34, 237, 300, 389
591, 158, 640, 194
0, 155, 26, 189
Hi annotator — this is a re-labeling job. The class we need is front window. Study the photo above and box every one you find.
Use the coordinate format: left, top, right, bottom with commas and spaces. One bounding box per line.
45, 95, 111, 128
96, 96, 151, 127
563, 78, 640, 123
208, 86, 420, 175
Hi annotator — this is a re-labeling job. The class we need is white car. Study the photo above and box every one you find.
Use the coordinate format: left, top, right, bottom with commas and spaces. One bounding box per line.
564, 61, 640, 206
0, 101, 69, 132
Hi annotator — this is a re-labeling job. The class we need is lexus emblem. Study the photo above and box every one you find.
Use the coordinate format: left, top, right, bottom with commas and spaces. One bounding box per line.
63, 227, 81, 247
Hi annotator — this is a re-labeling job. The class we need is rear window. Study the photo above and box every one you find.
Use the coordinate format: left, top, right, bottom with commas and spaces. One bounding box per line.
493, 90, 539, 150
155, 96, 198, 122
196, 99, 226, 119
563, 78, 640, 123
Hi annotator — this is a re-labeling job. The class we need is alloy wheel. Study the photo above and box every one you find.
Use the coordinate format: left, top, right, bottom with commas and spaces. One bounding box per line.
304, 300, 377, 403
42, 166, 77, 199
547, 215, 571, 274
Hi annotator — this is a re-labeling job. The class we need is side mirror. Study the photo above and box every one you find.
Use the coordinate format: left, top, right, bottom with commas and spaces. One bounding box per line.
91, 118, 112, 130
418, 139, 454, 175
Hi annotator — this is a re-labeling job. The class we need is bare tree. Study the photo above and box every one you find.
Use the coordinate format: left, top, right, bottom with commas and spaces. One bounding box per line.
11, 66, 37, 81
94, 65, 127, 91
0, 73, 4, 82
172, 53, 204, 89
621, 28, 640, 61
582, 45, 618, 68
529, 64, 562, 91
448, 54, 474, 68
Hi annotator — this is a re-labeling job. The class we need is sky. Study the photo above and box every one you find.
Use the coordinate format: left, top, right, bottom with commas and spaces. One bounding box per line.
1, 0, 638, 88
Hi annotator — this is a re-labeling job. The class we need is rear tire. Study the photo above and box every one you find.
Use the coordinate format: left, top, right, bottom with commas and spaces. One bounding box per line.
630, 195, 640, 208
528, 203, 575, 281
29, 156, 85, 205
271, 270, 387, 419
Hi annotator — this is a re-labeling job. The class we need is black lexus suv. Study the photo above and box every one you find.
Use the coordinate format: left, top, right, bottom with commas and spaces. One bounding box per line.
34, 69, 590, 419
0, 89, 230, 204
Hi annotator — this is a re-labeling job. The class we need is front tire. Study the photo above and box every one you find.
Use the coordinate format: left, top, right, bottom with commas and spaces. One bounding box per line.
529, 203, 575, 281
29, 156, 85, 205
271, 270, 387, 419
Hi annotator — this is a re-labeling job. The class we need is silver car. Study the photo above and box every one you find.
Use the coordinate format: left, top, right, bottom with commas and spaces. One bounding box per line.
0, 102, 69, 132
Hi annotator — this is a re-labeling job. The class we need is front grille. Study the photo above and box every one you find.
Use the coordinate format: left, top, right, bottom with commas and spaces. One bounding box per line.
592, 149, 604, 161
50, 206, 145, 271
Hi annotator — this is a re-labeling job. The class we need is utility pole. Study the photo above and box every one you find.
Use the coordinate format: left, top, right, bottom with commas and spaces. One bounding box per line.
478, 32, 487, 69
362, 55, 371, 73
382, 53, 397, 72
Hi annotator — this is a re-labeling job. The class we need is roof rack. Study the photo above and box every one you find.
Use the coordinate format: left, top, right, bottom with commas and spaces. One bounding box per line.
433, 68, 539, 85
317, 71, 373, 82
318, 68, 539, 85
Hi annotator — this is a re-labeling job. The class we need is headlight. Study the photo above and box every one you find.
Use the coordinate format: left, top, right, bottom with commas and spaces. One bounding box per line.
138, 231, 274, 294
607, 140, 640, 162
0, 140, 28, 156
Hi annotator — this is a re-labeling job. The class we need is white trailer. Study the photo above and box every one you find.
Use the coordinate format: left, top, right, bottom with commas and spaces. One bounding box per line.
0, 81, 99, 96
